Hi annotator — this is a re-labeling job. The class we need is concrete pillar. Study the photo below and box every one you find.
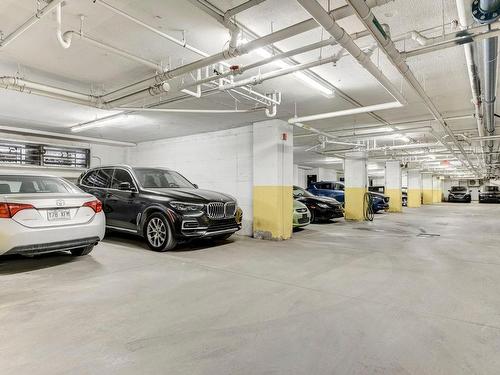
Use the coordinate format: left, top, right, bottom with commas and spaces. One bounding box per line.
422, 173, 434, 204
432, 176, 441, 203
407, 170, 422, 208
252, 119, 293, 240
385, 160, 402, 212
344, 151, 368, 220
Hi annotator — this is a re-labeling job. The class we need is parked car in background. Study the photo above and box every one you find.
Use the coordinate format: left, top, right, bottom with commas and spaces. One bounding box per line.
307, 181, 345, 203
370, 191, 390, 212
0, 174, 105, 257
293, 185, 343, 222
402, 188, 408, 207
293, 199, 311, 228
447, 186, 472, 203
369, 185, 407, 206
78, 166, 242, 251
308, 181, 390, 213
479, 185, 500, 203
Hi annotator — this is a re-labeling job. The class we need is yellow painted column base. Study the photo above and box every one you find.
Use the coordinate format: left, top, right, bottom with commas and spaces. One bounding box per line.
345, 187, 367, 221
253, 186, 293, 240
422, 189, 433, 204
432, 189, 442, 203
385, 188, 402, 212
407, 189, 422, 208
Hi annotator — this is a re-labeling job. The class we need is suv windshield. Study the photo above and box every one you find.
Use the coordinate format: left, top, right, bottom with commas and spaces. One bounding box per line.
451, 186, 467, 192
293, 186, 314, 198
0, 175, 80, 194
484, 186, 499, 192
134, 168, 194, 189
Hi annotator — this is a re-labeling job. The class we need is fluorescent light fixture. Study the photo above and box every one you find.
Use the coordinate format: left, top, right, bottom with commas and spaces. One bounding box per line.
242, 39, 334, 96
322, 157, 343, 164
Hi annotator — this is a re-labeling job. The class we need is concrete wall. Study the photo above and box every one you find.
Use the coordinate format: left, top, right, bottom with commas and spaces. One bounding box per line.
127, 126, 253, 236
293, 165, 310, 188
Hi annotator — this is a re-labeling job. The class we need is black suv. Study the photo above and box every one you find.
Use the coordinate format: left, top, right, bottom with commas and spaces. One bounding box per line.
78, 166, 242, 251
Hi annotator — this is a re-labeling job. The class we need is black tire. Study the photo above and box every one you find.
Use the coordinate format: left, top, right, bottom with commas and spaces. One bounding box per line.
71, 244, 94, 256
144, 213, 177, 252
310, 210, 316, 223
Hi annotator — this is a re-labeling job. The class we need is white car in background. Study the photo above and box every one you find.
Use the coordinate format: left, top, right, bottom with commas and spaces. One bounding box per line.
0, 174, 105, 256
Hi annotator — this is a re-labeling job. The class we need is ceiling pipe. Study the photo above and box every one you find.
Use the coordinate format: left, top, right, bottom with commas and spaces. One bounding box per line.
0, 0, 65, 48
295, 0, 407, 106
473, 0, 500, 175
338, 126, 433, 140
403, 22, 500, 58
289, 102, 403, 124
116, 107, 263, 114
0, 125, 136, 147
219, 53, 343, 91
0, 76, 100, 106
456, 0, 486, 167
92, 0, 210, 58
294, 114, 474, 138
224, 0, 267, 19
345, 0, 479, 176
292, 122, 366, 147
104, 0, 393, 102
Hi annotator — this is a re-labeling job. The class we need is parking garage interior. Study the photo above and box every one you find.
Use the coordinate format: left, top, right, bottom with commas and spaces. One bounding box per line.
1, 0, 500, 374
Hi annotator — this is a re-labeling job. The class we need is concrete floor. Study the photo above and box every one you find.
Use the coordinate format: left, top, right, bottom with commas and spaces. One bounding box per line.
1, 203, 500, 374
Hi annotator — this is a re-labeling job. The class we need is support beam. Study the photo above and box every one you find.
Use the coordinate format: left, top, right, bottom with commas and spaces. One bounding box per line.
385, 160, 402, 212
344, 151, 368, 220
252, 119, 293, 240
422, 173, 434, 204
407, 170, 422, 208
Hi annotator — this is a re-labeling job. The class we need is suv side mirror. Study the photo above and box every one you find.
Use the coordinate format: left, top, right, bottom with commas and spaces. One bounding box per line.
193, 184, 198, 189
118, 182, 133, 191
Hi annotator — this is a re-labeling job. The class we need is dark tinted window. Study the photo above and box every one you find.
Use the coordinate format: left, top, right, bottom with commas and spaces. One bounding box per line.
111, 169, 135, 189
82, 168, 113, 188
134, 168, 194, 189
0, 175, 80, 194
451, 186, 467, 192
293, 186, 314, 198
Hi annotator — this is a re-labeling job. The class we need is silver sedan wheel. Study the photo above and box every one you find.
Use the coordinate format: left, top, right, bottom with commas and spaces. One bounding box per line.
147, 217, 167, 248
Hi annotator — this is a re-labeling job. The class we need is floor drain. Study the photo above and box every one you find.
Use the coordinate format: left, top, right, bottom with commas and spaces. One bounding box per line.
417, 233, 441, 238
417, 228, 440, 238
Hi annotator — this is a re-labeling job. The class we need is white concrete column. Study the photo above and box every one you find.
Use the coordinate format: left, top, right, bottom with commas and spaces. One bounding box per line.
385, 160, 402, 212
422, 173, 434, 204
432, 175, 442, 203
344, 151, 368, 220
407, 170, 422, 207
432, 176, 443, 203
253, 119, 293, 240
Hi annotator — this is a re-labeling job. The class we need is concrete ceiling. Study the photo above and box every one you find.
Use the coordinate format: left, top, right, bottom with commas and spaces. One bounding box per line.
0, 0, 490, 171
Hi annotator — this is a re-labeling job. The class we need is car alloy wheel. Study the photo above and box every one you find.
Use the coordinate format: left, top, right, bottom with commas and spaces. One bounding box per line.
147, 217, 167, 248
144, 213, 177, 251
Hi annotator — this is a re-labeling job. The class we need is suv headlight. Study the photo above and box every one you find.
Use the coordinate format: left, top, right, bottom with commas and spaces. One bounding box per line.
170, 201, 205, 212
317, 203, 329, 208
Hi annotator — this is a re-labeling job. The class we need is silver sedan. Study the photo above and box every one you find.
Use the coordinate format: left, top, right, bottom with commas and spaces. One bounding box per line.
0, 174, 105, 256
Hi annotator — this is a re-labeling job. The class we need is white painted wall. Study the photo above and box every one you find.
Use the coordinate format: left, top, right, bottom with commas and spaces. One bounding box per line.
293, 164, 310, 188
127, 126, 254, 236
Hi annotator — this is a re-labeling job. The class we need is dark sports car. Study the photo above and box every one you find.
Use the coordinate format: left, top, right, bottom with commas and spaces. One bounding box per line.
479, 185, 500, 203
293, 185, 344, 222
447, 186, 471, 203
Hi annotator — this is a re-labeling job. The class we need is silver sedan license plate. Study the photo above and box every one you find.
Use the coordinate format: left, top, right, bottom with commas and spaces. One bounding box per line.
47, 209, 71, 221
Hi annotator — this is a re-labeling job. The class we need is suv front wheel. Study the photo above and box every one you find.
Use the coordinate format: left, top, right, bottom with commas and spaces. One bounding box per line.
144, 213, 177, 251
